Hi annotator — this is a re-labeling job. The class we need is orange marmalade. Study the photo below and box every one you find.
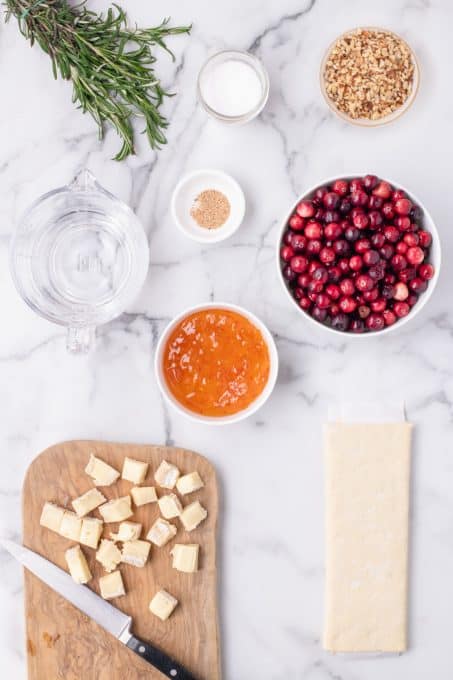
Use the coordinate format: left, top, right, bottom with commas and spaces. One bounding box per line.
163, 308, 270, 417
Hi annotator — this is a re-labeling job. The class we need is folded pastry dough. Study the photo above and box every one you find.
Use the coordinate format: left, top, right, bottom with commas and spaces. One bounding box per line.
323, 422, 412, 653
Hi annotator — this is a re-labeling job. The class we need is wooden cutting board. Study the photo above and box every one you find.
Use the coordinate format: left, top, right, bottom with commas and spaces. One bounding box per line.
22, 440, 221, 680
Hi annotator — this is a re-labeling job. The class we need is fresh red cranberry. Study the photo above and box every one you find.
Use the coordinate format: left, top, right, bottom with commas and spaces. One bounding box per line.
340, 278, 355, 296
280, 245, 294, 262
392, 189, 406, 201
394, 301, 410, 318
381, 202, 395, 220
409, 221, 420, 232
363, 288, 379, 302
345, 226, 360, 241
368, 210, 383, 229
371, 232, 385, 248
314, 187, 329, 203
353, 213, 369, 230
350, 207, 364, 219
338, 258, 350, 274
384, 225, 399, 243
312, 306, 327, 322
380, 244, 394, 260
406, 246, 424, 265
307, 239, 322, 255
382, 284, 395, 299
393, 282, 409, 300
299, 296, 311, 311
404, 233, 419, 247
350, 319, 365, 333
305, 221, 322, 239
369, 195, 383, 210
399, 268, 417, 283
395, 216, 411, 231
330, 304, 340, 316
323, 209, 340, 223
339, 198, 352, 214
290, 256, 308, 273
326, 284, 341, 300
308, 280, 324, 295
407, 293, 418, 306
396, 241, 408, 254
409, 278, 428, 294
320, 247, 336, 265
384, 273, 396, 284
339, 219, 350, 230
333, 239, 350, 256
363, 174, 378, 190
332, 179, 349, 196
350, 178, 364, 192
383, 309, 397, 326
369, 263, 386, 281
394, 198, 412, 215
339, 296, 357, 313
358, 305, 370, 319
418, 230, 432, 247
296, 200, 315, 218
366, 313, 385, 331
316, 293, 331, 309
328, 266, 342, 282
312, 266, 328, 283
314, 208, 325, 221
323, 192, 340, 209
289, 214, 305, 230
349, 255, 363, 271
308, 261, 319, 275
292, 234, 307, 251
355, 238, 371, 254
283, 265, 296, 282
298, 273, 311, 288
418, 263, 434, 281
391, 254, 407, 271
283, 231, 294, 246
371, 298, 387, 313
294, 287, 304, 300
355, 274, 374, 292
324, 222, 342, 240
363, 250, 380, 266
331, 313, 350, 332
351, 189, 368, 207
410, 205, 422, 221
373, 181, 392, 199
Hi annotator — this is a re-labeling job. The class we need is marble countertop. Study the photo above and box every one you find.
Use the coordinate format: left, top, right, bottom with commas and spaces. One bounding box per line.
1, 0, 452, 677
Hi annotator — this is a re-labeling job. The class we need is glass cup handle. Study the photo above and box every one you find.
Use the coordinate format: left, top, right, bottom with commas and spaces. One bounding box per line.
66, 327, 95, 354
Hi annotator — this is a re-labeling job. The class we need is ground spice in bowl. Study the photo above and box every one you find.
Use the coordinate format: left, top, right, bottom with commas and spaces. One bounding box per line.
190, 189, 231, 229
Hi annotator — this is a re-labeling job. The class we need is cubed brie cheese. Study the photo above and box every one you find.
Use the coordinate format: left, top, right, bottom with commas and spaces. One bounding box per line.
59, 511, 82, 541
154, 460, 180, 489
110, 521, 142, 542
180, 501, 207, 532
158, 493, 183, 519
176, 471, 204, 495
72, 488, 106, 517
99, 570, 125, 600
85, 454, 120, 486
146, 518, 177, 547
96, 539, 122, 573
121, 539, 151, 567
122, 457, 149, 484
170, 544, 199, 573
149, 589, 178, 621
98, 496, 133, 523
80, 517, 104, 549
40, 502, 65, 533
65, 545, 92, 584
130, 486, 158, 507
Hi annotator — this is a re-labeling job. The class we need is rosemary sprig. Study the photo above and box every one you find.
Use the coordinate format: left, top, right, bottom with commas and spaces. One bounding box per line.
4, 0, 191, 160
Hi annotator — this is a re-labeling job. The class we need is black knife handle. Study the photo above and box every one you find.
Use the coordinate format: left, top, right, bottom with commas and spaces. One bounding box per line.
126, 634, 199, 680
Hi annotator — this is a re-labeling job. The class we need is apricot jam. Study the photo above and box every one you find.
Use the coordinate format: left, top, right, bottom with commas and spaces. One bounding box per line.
162, 308, 270, 417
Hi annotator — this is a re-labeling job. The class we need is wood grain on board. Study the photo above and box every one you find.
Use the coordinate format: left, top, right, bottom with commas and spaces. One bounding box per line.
22, 440, 221, 680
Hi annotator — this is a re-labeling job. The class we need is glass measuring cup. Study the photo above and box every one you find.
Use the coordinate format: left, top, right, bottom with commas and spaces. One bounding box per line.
10, 169, 149, 353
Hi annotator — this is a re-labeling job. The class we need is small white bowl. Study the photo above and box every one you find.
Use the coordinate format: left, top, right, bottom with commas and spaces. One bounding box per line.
155, 302, 279, 425
171, 169, 246, 244
277, 175, 441, 338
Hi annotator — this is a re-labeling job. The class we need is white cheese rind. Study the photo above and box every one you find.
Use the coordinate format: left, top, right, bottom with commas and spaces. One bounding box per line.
99, 570, 126, 600
72, 488, 106, 517
170, 544, 199, 573
146, 518, 177, 547
65, 545, 92, 584
80, 517, 104, 549
40, 502, 65, 533
158, 493, 183, 520
122, 457, 149, 484
59, 511, 82, 541
154, 460, 180, 489
110, 521, 142, 542
180, 501, 208, 532
149, 589, 178, 621
85, 455, 120, 486
121, 540, 151, 567
98, 496, 133, 523
130, 486, 158, 507
96, 539, 122, 573
176, 472, 204, 495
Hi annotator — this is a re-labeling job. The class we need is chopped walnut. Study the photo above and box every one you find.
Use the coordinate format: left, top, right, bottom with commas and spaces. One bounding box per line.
323, 29, 415, 121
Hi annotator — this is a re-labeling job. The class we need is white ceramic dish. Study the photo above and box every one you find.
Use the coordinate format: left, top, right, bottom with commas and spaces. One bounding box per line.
155, 302, 279, 424
277, 175, 441, 338
171, 169, 246, 244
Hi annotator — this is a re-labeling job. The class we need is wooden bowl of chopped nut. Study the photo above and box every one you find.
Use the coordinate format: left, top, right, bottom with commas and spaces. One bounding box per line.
320, 27, 420, 126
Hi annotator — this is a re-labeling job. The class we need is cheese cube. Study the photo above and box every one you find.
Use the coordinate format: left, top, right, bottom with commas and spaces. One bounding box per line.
170, 544, 199, 573
180, 501, 207, 532
176, 472, 204, 496
130, 486, 158, 507
158, 493, 183, 520
149, 589, 178, 621
65, 545, 92, 584
85, 455, 120, 486
147, 518, 177, 547
59, 511, 82, 541
40, 502, 65, 533
80, 517, 104, 549
72, 488, 106, 517
122, 457, 149, 484
96, 539, 122, 573
110, 521, 142, 542
99, 571, 125, 600
98, 496, 133, 523
121, 540, 151, 567
154, 460, 180, 489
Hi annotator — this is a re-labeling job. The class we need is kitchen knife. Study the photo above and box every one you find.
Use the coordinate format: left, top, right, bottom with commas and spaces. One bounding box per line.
1, 538, 198, 680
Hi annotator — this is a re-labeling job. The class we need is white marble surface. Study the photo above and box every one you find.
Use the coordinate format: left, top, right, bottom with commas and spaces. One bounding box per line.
0, 0, 452, 678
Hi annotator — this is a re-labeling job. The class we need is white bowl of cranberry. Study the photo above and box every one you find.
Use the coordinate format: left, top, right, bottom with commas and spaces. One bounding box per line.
278, 175, 440, 335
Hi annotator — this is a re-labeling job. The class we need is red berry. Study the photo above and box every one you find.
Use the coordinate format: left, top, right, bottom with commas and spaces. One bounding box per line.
333, 239, 350, 256
363, 174, 378, 190
404, 233, 419, 247
338, 258, 350, 274
394, 302, 410, 318
362, 288, 379, 302
381, 202, 395, 220
332, 179, 349, 196
358, 305, 370, 319
299, 296, 311, 311
324, 222, 342, 240
328, 266, 342, 282
350, 178, 364, 193
324, 210, 340, 224
312, 306, 327, 322
305, 221, 322, 239
280, 245, 294, 262
392, 189, 406, 202
384, 225, 400, 243
290, 256, 308, 273
350, 319, 365, 333
351, 190, 368, 207
380, 244, 394, 260
418, 263, 434, 280
396, 241, 408, 254
373, 181, 392, 199
406, 246, 424, 265
314, 187, 328, 203
331, 313, 350, 332
363, 249, 380, 266
283, 265, 296, 282
345, 226, 360, 241
326, 284, 341, 300
316, 293, 331, 309
349, 255, 363, 271
307, 239, 322, 255
371, 298, 387, 313
323, 192, 340, 209
407, 293, 418, 307
394, 198, 412, 215
393, 282, 409, 301
319, 247, 336, 265
308, 280, 324, 294
369, 195, 383, 210
340, 278, 355, 296
289, 214, 305, 230
296, 200, 315, 218
356, 274, 374, 292
383, 309, 397, 326
353, 212, 369, 229
418, 230, 432, 247
368, 210, 383, 229
395, 216, 411, 231
291, 234, 307, 251
298, 273, 311, 288
312, 266, 328, 283
366, 313, 385, 331
355, 238, 371, 254
409, 278, 428, 294
399, 268, 417, 283
339, 296, 357, 314
371, 232, 385, 248
294, 287, 304, 300
391, 254, 407, 271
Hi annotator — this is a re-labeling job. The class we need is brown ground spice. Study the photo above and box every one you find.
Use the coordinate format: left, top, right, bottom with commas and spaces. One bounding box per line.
190, 189, 231, 229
